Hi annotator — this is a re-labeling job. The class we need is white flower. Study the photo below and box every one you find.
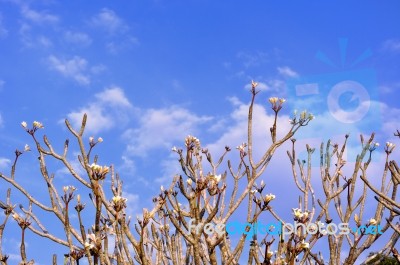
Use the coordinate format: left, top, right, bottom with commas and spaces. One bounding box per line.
369, 218, 377, 226
112, 195, 127, 204
292, 208, 303, 219
236, 142, 247, 152
214, 174, 222, 183
171, 146, 177, 152
63, 186, 76, 193
264, 193, 276, 203
185, 135, 201, 148
279, 98, 286, 104
300, 110, 307, 120
21, 121, 27, 129
300, 240, 309, 249
251, 80, 258, 89
97, 137, 103, 143
269, 97, 278, 104
24, 144, 30, 152
386, 142, 395, 149
266, 250, 273, 258
33, 121, 44, 129
187, 178, 193, 185
89, 136, 94, 143
90, 163, 110, 176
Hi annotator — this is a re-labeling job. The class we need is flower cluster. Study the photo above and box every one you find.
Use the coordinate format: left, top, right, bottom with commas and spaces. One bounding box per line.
62, 185, 77, 204
21, 120, 44, 135
385, 142, 396, 154
236, 142, 247, 158
185, 135, 201, 150
369, 218, 377, 226
84, 233, 103, 252
90, 163, 110, 180
89, 136, 103, 146
369, 142, 380, 152
264, 193, 276, 203
292, 208, 309, 222
12, 212, 31, 229
268, 97, 286, 112
299, 240, 309, 249
111, 195, 128, 212
290, 110, 314, 125
207, 174, 222, 195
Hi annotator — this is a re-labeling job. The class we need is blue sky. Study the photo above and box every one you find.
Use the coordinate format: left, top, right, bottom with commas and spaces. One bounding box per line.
0, 0, 400, 263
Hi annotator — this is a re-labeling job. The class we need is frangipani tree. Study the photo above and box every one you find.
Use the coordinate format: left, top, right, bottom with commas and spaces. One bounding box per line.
0, 81, 398, 265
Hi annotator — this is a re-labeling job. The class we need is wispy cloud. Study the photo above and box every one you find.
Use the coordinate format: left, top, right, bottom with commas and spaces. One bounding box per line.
244, 79, 286, 94
244, 81, 269, 91
277, 66, 298, 78
65, 86, 134, 134
382, 39, 400, 53
0, 157, 11, 170
236, 51, 269, 68
91, 8, 128, 34
123, 106, 212, 157
18, 23, 53, 48
106, 36, 139, 53
20, 5, 59, 24
64, 31, 92, 47
90, 8, 138, 53
47, 55, 92, 85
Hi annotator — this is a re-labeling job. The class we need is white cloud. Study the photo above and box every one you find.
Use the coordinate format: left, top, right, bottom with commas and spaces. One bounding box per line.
47, 55, 91, 85
206, 97, 293, 161
123, 106, 212, 156
91, 8, 128, 34
65, 86, 133, 134
0, 157, 11, 170
382, 39, 400, 53
95, 86, 132, 107
64, 31, 92, 47
67, 104, 113, 133
277, 66, 299, 78
20, 5, 59, 24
